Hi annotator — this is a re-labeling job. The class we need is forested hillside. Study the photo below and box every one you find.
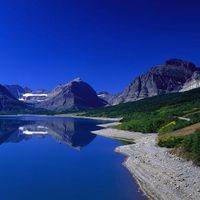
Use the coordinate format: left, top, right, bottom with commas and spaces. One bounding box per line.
82, 88, 200, 134
82, 88, 200, 164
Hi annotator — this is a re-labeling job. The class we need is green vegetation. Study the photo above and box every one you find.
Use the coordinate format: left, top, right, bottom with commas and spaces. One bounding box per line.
81, 88, 200, 134
79, 88, 200, 165
116, 140, 135, 145
158, 129, 200, 165
0, 94, 54, 115
158, 136, 185, 148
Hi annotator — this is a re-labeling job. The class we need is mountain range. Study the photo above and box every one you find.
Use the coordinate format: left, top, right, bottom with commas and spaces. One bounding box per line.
1, 58, 200, 114
111, 58, 199, 105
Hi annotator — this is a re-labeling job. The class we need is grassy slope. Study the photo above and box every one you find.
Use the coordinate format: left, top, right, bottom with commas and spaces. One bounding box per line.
82, 87, 200, 134
81, 88, 200, 164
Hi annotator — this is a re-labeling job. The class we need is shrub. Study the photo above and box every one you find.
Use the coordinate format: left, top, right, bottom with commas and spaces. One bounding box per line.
183, 135, 193, 151
157, 136, 184, 148
158, 130, 200, 165
192, 129, 200, 154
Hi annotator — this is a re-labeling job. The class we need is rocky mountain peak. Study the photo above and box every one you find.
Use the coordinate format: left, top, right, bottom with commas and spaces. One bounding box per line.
36, 78, 106, 111
112, 58, 198, 105
165, 58, 196, 72
72, 77, 82, 82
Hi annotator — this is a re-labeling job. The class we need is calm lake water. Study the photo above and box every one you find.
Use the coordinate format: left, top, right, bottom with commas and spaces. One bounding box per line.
0, 116, 147, 200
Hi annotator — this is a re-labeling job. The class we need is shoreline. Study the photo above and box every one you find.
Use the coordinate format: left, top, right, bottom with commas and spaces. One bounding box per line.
92, 123, 200, 200
0, 114, 121, 122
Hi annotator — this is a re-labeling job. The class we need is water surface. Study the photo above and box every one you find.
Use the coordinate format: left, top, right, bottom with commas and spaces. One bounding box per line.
0, 116, 147, 200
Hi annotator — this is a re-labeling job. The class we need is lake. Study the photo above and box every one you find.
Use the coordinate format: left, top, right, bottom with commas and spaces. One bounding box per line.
0, 116, 147, 200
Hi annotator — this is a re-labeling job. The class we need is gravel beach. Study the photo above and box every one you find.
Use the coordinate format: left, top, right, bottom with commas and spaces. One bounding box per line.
92, 123, 200, 200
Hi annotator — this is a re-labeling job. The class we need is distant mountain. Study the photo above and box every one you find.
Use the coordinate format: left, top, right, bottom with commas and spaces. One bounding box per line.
4, 84, 49, 103
98, 92, 118, 104
0, 84, 47, 114
112, 58, 200, 104
4, 84, 30, 99
3, 58, 200, 113
35, 78, 107, 112
19, 89, 49, 103
4, 78, 107, 112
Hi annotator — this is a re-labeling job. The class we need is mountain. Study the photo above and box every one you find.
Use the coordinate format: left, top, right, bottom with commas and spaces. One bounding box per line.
180, 70, 200, 92
97, 92, 118, 104
35, 78, 107, 112
112, 58, 199, 104
3, 78, 107, 112
0, 84, 48, 114
19, 89, 49, 103
3, 58, 200, 112
4, 84, 24, 99
4, 84, 49, 103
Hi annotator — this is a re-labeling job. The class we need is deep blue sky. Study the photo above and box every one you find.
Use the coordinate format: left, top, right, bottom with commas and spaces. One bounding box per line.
0, 0, 200, 94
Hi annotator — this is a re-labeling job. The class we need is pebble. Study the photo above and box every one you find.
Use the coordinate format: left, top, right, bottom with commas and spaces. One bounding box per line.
115, 134, 200, 200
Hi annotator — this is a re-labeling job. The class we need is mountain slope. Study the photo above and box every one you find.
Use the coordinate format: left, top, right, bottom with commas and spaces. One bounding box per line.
180, 70, 200, 92
35, 78, 107, 112
82, 87, 200, 133
4, 84, 32, 99
113, 58, 198, 104
97, 92, 118, 104
0, 84, 49, 114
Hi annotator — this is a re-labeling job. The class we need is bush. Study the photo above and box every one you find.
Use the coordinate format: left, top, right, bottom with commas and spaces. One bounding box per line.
157, 136, 184, 148
183, 135, 193, 151
158, 130, 200, 165
192, 129, 200, 154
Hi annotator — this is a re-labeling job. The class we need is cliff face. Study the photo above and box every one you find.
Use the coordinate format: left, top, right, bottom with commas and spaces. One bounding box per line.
98, 92, 118, 104
4, 85, 32, 99
0, 84, 45, 114
113, 59, 198, 104
35, 78, 107, 111
180, 70, 200, 92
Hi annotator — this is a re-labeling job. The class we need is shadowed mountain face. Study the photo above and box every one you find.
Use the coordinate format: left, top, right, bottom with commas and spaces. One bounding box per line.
4, 78, 107, 112
4, 85, 32, 99
35, 78, 107, 111
112, 59, 199, 104
0, 117, 100, 150
98, 92, 118, 105
0, 84, 47, 114
180, 70, 200, 92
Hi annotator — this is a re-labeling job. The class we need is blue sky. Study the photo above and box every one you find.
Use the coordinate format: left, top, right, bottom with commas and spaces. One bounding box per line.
0, 0, 200, 94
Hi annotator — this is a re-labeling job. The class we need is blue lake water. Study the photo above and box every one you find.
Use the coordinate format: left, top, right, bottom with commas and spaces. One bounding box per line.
0, 116, 147, 200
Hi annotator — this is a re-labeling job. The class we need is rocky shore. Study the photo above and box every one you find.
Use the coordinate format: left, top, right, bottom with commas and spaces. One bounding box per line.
92, 124, 200, 200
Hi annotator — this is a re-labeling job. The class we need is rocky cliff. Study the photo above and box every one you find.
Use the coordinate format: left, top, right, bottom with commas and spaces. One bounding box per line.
4, 84, 32, 99
35, 78, 107, 111
98, 92, 118, 104
112, 59, 199, 104
0, 84, 46, 114
4, 85, 49, 103
180, 70, 200, 92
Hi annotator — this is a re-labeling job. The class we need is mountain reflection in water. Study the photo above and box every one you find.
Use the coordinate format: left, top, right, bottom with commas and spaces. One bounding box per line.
0, 117, 102, 150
